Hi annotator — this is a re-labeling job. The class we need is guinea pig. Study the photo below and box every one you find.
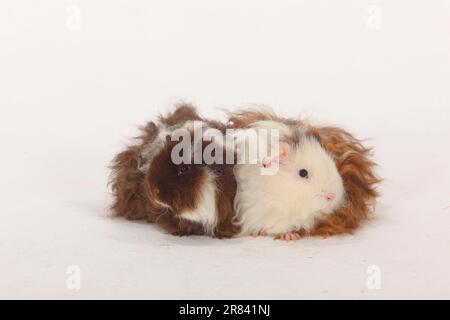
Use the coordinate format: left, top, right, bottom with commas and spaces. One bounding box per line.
110, 104, 202, 221
228, 108, 380, 240
146, 129, 238, 238
110, 104, 238, 238
233, 121, 345, 240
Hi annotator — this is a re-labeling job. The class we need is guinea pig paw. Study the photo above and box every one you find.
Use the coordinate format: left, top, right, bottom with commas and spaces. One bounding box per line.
250, 230, 267, 237
276, 232, 302, 241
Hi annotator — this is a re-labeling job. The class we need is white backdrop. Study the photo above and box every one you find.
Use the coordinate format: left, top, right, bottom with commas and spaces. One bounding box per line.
0, 0, 449, 299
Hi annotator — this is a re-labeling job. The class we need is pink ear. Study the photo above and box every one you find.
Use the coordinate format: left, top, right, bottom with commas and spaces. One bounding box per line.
279, 142, 289, 160
262, 142, 290, 168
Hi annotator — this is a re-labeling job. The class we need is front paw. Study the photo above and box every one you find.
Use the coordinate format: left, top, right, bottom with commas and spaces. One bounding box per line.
250, 230, 267, 237
275, 232, 303, 241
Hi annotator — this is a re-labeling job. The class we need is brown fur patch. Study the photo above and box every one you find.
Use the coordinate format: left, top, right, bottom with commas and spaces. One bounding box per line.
110, 146, 153, 220
212, 163, 239, 238
146, 139, 209, 214
158, 103, 202, 126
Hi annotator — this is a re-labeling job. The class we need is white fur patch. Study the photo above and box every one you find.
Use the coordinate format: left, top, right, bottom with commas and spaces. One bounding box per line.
152, 198, 172, 210
179, 169, 218, 235
139, 120, 211, 172
233, 122, 345, 236
138, 123, 171, 172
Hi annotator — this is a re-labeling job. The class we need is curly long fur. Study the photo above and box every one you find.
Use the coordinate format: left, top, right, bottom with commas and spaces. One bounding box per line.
111, 105, 380, 239
227, 107, 302, 128
109, 121, 159, 221
109, 104, 239, 237
228, 109, 381, 238
109, 105, 202, 226
305, 125, 381, 237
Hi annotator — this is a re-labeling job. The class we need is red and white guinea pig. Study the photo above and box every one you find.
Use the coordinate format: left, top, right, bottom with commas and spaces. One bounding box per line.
228, 108, 380, 241
233, 120, 345, 240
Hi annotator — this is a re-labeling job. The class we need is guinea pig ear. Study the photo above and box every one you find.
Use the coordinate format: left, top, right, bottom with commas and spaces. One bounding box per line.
262, 142, 290, 168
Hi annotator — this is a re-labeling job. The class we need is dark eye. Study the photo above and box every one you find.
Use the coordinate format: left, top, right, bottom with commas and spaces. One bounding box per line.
299, 169, 308, 178
177, 164, 190, 176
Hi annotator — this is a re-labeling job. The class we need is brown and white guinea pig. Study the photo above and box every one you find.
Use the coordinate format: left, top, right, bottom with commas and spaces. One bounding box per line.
227, 108, 380, 241
110, 104, 238, 238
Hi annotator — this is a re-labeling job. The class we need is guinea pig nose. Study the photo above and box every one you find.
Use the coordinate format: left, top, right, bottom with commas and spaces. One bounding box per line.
324, 193, 335, 202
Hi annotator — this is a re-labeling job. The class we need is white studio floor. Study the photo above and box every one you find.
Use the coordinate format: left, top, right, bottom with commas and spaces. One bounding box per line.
1, 1, 449, 299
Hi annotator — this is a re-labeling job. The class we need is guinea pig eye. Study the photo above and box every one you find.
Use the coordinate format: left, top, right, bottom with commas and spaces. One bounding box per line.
299, 169, 309, 178
177, 164, 190, 176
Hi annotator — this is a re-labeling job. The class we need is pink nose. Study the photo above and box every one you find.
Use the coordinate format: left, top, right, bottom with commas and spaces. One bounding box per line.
324, 193, 335, 202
